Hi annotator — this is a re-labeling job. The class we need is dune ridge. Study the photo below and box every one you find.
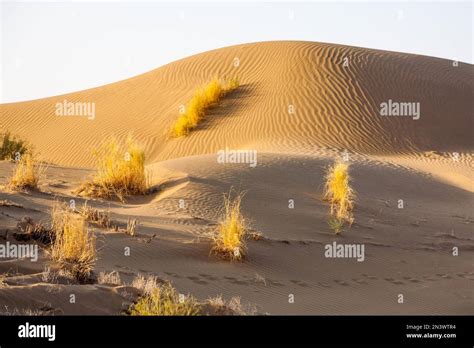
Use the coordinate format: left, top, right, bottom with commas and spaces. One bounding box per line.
1, 41, 472, 168
1, 41, 473, 315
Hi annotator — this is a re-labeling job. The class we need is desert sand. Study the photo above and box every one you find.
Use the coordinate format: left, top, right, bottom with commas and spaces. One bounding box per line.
0, 41, 473, 314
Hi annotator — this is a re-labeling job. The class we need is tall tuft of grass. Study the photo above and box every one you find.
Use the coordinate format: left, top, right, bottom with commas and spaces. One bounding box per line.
211, 191, 247, 261
0, 131, 30, 160
50, 203, 96, 281
78, 136, 149, 202
324, 161, 355, 234
129, 282, 201, 316
8, 153, 43, 191
172, 77, 240, 137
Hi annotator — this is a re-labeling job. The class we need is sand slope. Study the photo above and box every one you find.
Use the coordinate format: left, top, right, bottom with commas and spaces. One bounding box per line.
0, 41, 473, 315
1, 41, 472, 167
1, 154, 473, 314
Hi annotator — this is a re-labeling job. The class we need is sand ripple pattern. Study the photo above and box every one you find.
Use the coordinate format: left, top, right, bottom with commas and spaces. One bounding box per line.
1, 41, 472, 167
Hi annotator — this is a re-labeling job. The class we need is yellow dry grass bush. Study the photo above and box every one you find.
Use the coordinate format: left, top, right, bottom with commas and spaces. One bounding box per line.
8, 153, 43, 191
129, 282, 201, 316
78, 136, 149, 202
211, 191, 247, 261
172, 77, 240, 137
324, 161, 355, 233
50, 203, 96, 281
0, 130, 30, 160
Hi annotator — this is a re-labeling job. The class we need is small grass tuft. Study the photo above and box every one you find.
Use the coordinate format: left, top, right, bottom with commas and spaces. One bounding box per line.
79, 201, 111, 228
131, 274, 160, 294
126, 218, 138, 236
206, 295, 249, 315
50, 203, 96, 282
324, 161, 355, 234
172, 77, 240, 137
0, 131, 30, 160
211, 191, 247, 261
8, 153, 44, 191
97, 271, 122, 286
129, 282, 201, 316
327, 216, 345, 235
78, 136, 150, 202
14, 217, 53, 245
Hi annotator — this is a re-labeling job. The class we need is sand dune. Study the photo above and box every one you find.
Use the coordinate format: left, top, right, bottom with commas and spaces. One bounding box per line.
0, 41, 473, 315
1, 41, 472, 167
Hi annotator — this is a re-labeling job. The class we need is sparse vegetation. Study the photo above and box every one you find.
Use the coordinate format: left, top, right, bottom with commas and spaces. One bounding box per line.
129, 282, 201, 316
126, 218, 138, 236
97, 271, 122, 286
0, 200, 23, 208
1, 307, 51, 316
324, 161, 355, 234
254, 273, 267, 286
41, 266, 76, 284
206, 295, 256, 315
0, 274, 6, 288
77, 136, 150, 202
14, 217, 53, 245
327, 216, 345, 235
131, 274, 160, 294
79, 201, 111, 228
129, 279, 252, 316
249, 231, 263, 241
8, 153, 43, 191
0, 131, 29, 160
211, 191, 247, 261
207, 295, 247, 315
50, 203, 96, 281
172, 77, 240, 137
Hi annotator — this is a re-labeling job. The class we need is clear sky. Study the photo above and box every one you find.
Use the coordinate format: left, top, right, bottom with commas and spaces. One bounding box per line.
1, 0, 472, 103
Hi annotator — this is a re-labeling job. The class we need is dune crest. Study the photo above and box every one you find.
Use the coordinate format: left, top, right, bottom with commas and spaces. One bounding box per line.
1, 41, 472, 167
1, 41, 473, 316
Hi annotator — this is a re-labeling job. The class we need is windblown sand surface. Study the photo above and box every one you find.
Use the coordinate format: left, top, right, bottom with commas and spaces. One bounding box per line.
0, 41, 473, 314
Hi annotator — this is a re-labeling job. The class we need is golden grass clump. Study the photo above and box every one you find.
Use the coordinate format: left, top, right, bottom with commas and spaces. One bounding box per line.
50, 203, 96, 281
0, 131, 30, 160
172, 77, 240, 137
8, 153, 43, 191
211, 191, 247, 261
78, 136, 149, 202
324, 161, 355, 234
129, 282, 201, 316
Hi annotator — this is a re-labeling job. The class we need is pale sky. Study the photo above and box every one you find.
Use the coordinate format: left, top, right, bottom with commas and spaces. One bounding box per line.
1, 0, 472, 103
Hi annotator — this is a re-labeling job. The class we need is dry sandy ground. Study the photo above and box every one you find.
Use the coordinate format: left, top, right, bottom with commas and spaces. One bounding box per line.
0, 41, 472, 314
